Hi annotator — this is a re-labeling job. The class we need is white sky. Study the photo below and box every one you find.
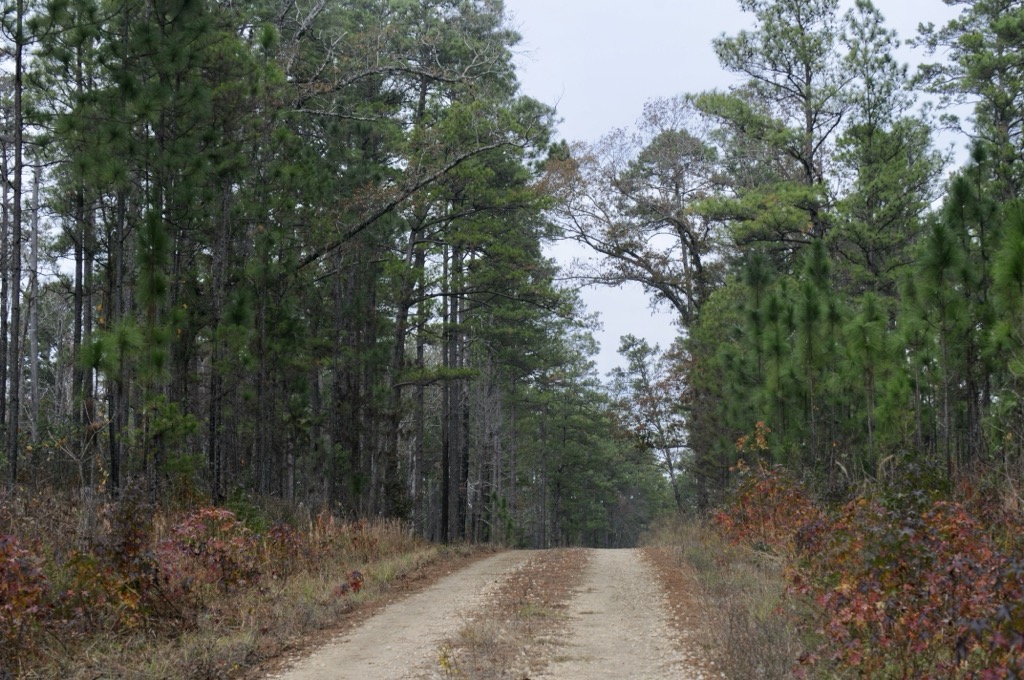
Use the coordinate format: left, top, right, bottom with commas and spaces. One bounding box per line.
505, 0, 963, 377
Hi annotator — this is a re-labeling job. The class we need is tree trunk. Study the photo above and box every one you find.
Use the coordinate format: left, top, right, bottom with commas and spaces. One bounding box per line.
7, 2, 24, 487
411, 245, 427, 535
28, 163, 38, 445
440, 244, 452, 543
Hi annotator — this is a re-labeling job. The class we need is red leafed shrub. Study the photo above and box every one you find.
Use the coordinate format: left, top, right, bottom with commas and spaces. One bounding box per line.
0, 535, 47, 665
715, 464, 1024, 678
713, 460, 826, 559
806, 499, 1001, 677
332, 570, 365, 597
55, 549, 152, 633
157, 508, 259, 603
953, 560, 1024, 677
262, 523, 304, 579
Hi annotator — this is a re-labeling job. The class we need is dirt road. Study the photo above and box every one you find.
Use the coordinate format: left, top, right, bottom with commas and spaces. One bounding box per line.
536, 549, 702, 679
267, 548, 710, 680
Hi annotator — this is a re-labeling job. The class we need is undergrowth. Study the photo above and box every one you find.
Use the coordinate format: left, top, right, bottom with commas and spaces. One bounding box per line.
0, 484, 458, 679
647, 459, 1024, 679
644, 519, 810, 679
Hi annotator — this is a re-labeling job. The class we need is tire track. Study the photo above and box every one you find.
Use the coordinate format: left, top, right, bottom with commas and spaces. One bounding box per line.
266, 551, 532, 680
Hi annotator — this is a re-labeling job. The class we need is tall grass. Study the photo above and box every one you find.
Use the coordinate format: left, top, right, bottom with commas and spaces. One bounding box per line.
0, 485, 467, 679
644, 519, 813, 679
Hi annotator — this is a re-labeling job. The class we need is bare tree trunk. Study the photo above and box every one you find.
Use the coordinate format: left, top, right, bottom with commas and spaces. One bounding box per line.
108, 188, 127, 496
540, 406, 548, 548
440, 244, 451, 543
0, 145, 10, 473
207, 186, 229, 503
28, 162, 38, 445
72, 195, 84, 439
7, 2, 24, 487
455, 246, 469, 541
411, 246, 427, 535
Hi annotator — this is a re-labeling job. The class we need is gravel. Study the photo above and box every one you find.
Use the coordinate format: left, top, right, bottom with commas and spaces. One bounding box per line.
265, 548, 714, 680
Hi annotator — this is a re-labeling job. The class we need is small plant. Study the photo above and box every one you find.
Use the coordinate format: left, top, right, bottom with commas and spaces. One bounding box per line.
351, 519, 380, 561
0, 535, 47, 666
438, 640, 461, 678
263, 523, 304, 579
158, 507, 260, 607
333, 570, 364, 596
56, 549, 147, 633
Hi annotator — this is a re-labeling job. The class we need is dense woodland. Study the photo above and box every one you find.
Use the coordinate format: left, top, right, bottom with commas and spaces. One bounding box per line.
560, 0, 1024, 509
0, 0, 1021, 551
0, 0, 673, 548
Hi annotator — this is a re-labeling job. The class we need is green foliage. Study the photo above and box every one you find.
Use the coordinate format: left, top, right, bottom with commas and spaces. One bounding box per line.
224, 488, 270, 534
918, 0, 1024, 199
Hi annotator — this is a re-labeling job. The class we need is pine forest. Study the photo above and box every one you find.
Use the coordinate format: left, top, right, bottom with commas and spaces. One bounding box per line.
3, 0, 1024, 676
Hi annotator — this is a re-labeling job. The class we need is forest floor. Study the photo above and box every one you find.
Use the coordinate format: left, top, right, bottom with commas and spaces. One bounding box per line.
260, 548, 722, 680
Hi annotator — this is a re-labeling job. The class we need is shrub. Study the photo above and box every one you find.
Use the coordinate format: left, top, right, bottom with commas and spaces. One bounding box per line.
713, 460, 825, 559
805, 499, 1000, 676
262, 523, 304, 579
717, 464, 1024, 678
956, 560, 1024, 677
157, 507, 259, 607
55, 549, 150, 633
0, 535, 47, 666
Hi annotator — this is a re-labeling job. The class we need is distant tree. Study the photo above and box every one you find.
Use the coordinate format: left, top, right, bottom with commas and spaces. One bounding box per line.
555, 96, 724, 326
918, 0, 1024, 200
609, 335, 688, 513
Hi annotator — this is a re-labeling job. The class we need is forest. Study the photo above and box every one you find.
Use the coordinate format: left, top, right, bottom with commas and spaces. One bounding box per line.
0, 0, 1019, 538
0, 0, 676, 549
0, 0, 1023, 674
0, 0, 1017, 539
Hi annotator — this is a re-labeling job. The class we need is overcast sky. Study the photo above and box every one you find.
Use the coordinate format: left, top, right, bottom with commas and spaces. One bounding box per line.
503, 0, 963, 378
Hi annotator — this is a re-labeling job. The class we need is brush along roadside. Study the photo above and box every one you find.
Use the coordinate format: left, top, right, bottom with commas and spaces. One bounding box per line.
0, 487, 491, 680
643, 520, 812, 680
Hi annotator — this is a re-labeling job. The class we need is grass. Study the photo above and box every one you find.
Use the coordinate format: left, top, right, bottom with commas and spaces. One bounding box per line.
644, 518, 814, 680
0, 486, 481, 679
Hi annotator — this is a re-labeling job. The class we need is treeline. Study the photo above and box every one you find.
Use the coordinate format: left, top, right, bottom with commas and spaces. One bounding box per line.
557, 0, 1024, 505
0, 0, 670, 547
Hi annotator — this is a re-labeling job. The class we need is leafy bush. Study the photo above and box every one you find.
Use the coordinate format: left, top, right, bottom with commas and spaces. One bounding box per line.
716, 464, 1024, 678
262, 523, 304, 579
806, 499, 1001, 676
712, 460, 825, 558
157, 507, 260, 607
56, 549, 146, 633
956, 559, 1024, 677
0, 535, 48, 666
0, 490, 433, 678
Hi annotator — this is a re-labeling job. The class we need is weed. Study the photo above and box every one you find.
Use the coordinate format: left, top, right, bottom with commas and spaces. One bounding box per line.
711, 463, 1024, 678
645, 520, 809, 679
0, 485, 463, 679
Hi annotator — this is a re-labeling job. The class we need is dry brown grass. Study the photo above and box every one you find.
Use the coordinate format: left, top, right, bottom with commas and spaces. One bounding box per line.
644, 519, 814, 680
0, 486, 486, 679
438, 548, 589, 679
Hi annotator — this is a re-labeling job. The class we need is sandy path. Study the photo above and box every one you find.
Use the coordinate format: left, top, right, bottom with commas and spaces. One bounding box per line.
538, 549, 697, 679
266, 551, 533, 680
